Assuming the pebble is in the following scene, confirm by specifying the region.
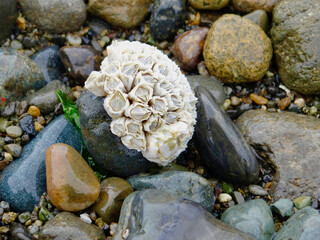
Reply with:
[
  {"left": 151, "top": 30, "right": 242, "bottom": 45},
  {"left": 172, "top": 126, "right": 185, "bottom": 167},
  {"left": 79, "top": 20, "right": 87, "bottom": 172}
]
[
  {"left": 0, "top": 226, "right": 10, "bottom": 234},
  {"left": 27, "top": 106, "right": 41, "bottom": 117},
  {"left": 249, "top": 185, "right": 268, "bottom": 196},
  {"left": 19, "top": 0, "right": 86, "bottom": 33},
  {"left": 219, "top": 193, "right": 232, "bottom": 203},
  {"left": 231, "top": 0, "right": 278, "bottom": 13},
  {"left": 28, "top": 224, "right": 39, "bottom": 234},
  {"left": 92, "top": 177, "right": 133, "bottom": 223},
  {"left": 250, "top": 93, "right": 268, "bottom": 105},
  {"left": 34, "top": 122, "right": 44, "bottom": 132},
  {"left": 18, "top": 212, "right": 31, "bottom": 224},
  {"left": 188, "top": 0, "right": 229, "bottom": 9},
  {"left": 66, "top": 33, "right": 82, "bottom": 46},
  {"left": 2, "top": 212, "right": 18, "bottom": 224},
  {"left": 0, "top": 201, "right": 10, "bottom": 212},
  {"left": 231, "top": 96, "right": 241, "bottom": 106},
  {"left": 233, "top": 191, "right": 244, "bottom": 204},
  {"left": 278, "top": 97, "right": 291, "bottom": 110},
  {"left": 19, "top": 115, "right": 37, "bottom": 137},
  {"left": 172, "top": 27, "right": 209, "bottom": 71},
  {"left": 16, "top": 101, "right": 28, "bottom": 116},
  {"left": 4, "top": 144, "right": 22, "bottom": 157},
  {"left": 271, "top": 199, "right": 294, "bottom": 219},
  {"left": 46, "top": 143, "right": 100, "bottom": 212},
  {"left": 150, "top": 0, "right": 186, "bottom": 41},
  {"left": 6, "top": 126, "right": 23, "bottom": 138},
  {"left": 16, "top": 16, "right": 26, "bottom": 31},
  {"left": 2, "top": 102, "right": 16, "bottom": 117},
  {"left": 197, "top": 61, "right": 209, "bottom": 76},
  {"left": 294, "top": 98, "right": 305, "bottom": 108},
  {"left": 10, "top": 40, "right": 23, "bottom": 50},
  {"left": 39, "top": 212, "right": 105, "bottom": 239},
  {"left": 203, "top": 14, "right": 272, "bottom": 83},
  {"left": 4, "top": 152, "right": 13, "bottom": 161},
  {"left": 293, "top": 196, "right": 311, "bottom": 210},
  {"left": 80, "top": 213, "right": 92, "bottom": 224}
]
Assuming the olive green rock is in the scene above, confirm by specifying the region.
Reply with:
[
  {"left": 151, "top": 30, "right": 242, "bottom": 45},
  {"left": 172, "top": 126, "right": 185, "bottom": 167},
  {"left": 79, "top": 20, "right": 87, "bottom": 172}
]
[
  {"left": 188, "top": 0, "right": 229, "bottom": 10},
  {"left": 0, "top": 48, "right": 45, "bottom": 109},
  {"left": 39, "top": 212, "right": 105, "bottom": 240},
  {"left": 88, "top": 0, "right": 152, "bottom": 29},
  {"left": 203, "top": 14, "right": 272, "bottom": 83},
  {"left": 91, "top": 177, "right": 133, "bottom": 223},
  {"left": 231, "top": 0, "right": 278, "bottom": 13},
  {"left": 24, "top": 80, "right": 73, "bottom": 114},
  {"left": 244, "top": 10, "right": 269, "bottom": 33},
  {"left": 293, "top": 196, "right": 311, "bottom": 210},
  {"left": 271, "top": 0, "right": 320, "bottom": 95}
]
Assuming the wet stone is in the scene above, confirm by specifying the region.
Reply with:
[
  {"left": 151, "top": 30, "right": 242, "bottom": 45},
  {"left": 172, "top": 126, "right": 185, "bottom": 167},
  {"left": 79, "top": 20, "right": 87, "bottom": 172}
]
[
  {"left": 6, "top": 126, "right": 23, "bottom": 138},
  {"left": 236, "top": 110, "right": 320, "bottom": 201},
  {"left": 221, "top": 199, "right": 275, "bottom": 240},
  {"left": 293, "top": 196, "right": 311, "bottom": 210},
  {"left": 150, "top": 0, "right": 187, "bottom": 41},
  {"left": 46, "top": 143, "right": 100, "bottom": 212},
  {"left": 19, "top": 0, "right": 86, "bottom": 33},
  {"left": 31, "top": 45, "right": 63, "bottom": 83},
  {"left": 127, "top": 171, "right": 215, "bottom": 211},
  {"left": 0, "top": 115, "right": 81, "bottom": 212},
  {"left": 24, "top": 80, "right": 73, "bottom": 115},
  {"left": 249, "top": 185, "right": 268, "bottom": 196},
  {"left": 19, "top": 115, "right": 37, "bottom": 137},
  {"left": 172, "top": 28, "right": 209, "bottom": 72},
  {"left": 60, "top": 45, "right": 101, "bottom": 84},
  {"left": 271, "top": 199, "right": 294, "bottom": 219},
  {"left": 274, "top": 207, "right": 320, "bottom": 240},
  {"left": 88, "top": 0, "right": 151, "bottom": 29},
  {"left": 4, "top": 144, "right": 22, "bottom": 158},
  {"left": 92, "top": 177, "right": 133, "bottom": 223},
  {"left": 39, "top": 212, "right": 105, "bottom": 240},
  {"left": 77, "top": 91, "right": 154, "bottom": 177},
  {"left": 203, "top": 14, "right": 272, "bottom": 83},
  {"left": 113, "top": 190, "right": 256, "bottom": 240},
  {"left": 194, "top": 87, "right": 258, "bottom": 184}
]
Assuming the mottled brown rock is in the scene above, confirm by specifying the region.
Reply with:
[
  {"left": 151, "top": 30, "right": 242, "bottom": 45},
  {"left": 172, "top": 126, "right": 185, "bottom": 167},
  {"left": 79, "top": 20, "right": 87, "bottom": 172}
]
[
  {"left": 92, "top": 177, "right": 133, "bottom": 223},
  {"left": 277, "top": 97, "right": 291, "bottom": 110},
  {"left": 88, "top": 0, "right": 152, "bottom": 29},
  {"left": 172, "top": 27, "right": 209, "bottom": 72},
  {"left": 236, "top": 110, "right": 320, "bottom": 202},
  {"left": 60, "top": 46, "right": 101, "bottom": 84},
  {"left": 271, "top": 0, "right": 320, "bottom": 95},
  {"left": 203, "top": 14, "right": 272, "bottom": 83},
  {"left": 188, "top": 0, "right": 229, "bottom": 10},
  {"left": 39, "top": 212, "right": 105, "bottom": 240},
  {"left": 46, "top": 143, "right": 100, "bottom": 212},
  {"left": 231, "top": 0, "right": 278, "bottom": 13}
]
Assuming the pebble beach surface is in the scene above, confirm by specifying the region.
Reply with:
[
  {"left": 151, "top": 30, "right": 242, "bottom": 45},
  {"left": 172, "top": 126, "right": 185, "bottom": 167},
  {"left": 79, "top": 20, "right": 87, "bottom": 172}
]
[{"left": 0, "top": 0, "right": 319, "bottom": 239}]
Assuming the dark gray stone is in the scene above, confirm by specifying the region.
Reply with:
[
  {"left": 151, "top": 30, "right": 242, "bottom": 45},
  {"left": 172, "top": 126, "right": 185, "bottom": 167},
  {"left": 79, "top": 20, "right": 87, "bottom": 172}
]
[
  {"left": 194, "top": 87, "right": 259, "bottom": 184},
  {"left": 113, "top": 190, "right": 256, "bottom": 240},
  {"left": 236, "top": 110, "right": 320, "bottom": 201},
  {"left": 19, "top": 0, "right": 86, "bottom": 33},
  {"left": 127, "top": 171, "right": 215, "bottom": 211},
  {"left": 0, "top": 0, "right": 18, "bottom": 43},
  {"left": 77, "top": 91, "right": 154, "bottom": 177},
  {"left": 24, "top": 80, "right": 73, "bottom": 114},
  {"left": 274, "top": 207, "right": 320, "bottom": 240},
  {"left": 19, "top": 115, "right": 37, "bottom": 137},
  {"left": 31, "top": 46, "right": 63, "bottom": 83},
  {"left": 150, "top": 0, "right": 186, "bottom": 41},
  {"left": 221, "top": 199, "right": 275, "bottom": 240},
  {"left": 271, "top": 0, "right": 320, "bottom": 95},
  {"left": 0, "top": 48, "right": 45, "bottom": 109},
  {"left": 0, "top": 115, "right": 81, "bottom": 212},
  {"left": 39, "top": 212, "right": 105, "bottom": 240},
  {"left": 187, "top": 75, "right": 225, "bottom": 104}
]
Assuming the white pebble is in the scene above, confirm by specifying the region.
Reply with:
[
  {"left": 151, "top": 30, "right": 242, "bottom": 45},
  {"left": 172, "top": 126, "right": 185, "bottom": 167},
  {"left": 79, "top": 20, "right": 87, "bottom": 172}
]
[
  {"left": 219, "top": 193, "right": 232, "bottom": 203},
  {"left": 294, "top": 98, "right": 305, "bottom": 108},
  {"left": 80, "top": 213, "right": 92, "bottom": 224}
]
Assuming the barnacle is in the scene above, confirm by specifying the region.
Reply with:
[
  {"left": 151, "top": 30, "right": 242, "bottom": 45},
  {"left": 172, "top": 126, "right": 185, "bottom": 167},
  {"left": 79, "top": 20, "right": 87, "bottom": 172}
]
[{"left": 85, "top": 40, "right": 197, "bottom": 165}]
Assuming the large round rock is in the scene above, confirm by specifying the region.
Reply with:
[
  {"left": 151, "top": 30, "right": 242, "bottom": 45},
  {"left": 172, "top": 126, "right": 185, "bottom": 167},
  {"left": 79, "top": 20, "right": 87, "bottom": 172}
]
[
  {"left": 77, "top": 91, "right": 154, "bottom": 177},
  {"left": 88, "top": 0, "right": 152, "bottom": 29},
  {"left": 271, "top": 0, "right": 320, "bottom": 95},
  {"left": 203, "top": 14, "right": 272, "bottom": 83},
  {"left": 0, "top": 0, "right": 18, "bottom": 43},
  {"left": 19, "top": 0, "right": 86, "bottom": 33}
]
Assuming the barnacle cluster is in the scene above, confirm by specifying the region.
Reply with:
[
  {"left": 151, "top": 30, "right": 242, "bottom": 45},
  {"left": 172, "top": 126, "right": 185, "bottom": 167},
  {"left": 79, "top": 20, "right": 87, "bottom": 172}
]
[{"left": 85, "top": 40, "right": 197, "bottom": 166}]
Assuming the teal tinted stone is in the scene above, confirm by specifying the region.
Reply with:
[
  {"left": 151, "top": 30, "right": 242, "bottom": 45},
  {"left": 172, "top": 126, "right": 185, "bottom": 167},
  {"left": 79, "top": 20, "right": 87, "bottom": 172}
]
[
  {"left": 221, "top": 199, "right": 275, "bottom": 240},
  {"left": 0, "top": 115, "right": 81, "bottom": 212},
  {"left": 127, "top": 171, "right": 215, "bottom": 211},
  {"left": 271, "top": 199, "right": 294, "bottom": 219}
]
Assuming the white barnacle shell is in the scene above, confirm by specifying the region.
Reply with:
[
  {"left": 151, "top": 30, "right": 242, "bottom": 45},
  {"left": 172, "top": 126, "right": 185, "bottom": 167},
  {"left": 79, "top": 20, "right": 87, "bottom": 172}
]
[{"left": 84, "top": 40, "right": 197, "bottom": 165}]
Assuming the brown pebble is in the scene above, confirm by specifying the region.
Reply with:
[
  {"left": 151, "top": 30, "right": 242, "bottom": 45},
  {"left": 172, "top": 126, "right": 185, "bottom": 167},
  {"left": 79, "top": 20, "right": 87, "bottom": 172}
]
[
  {"left": 250, "top": 93, "right": 268, "bottom": 105},
  {"left": 172, "top": 27, "right": 209, "bottom": 72},
  {"left": 36, "top": 116, "right": 46, "bottom": 125},
  {"left": 0, "top": 160, "right": 10, "bottom": 171},
  {"left": 190, "top": 12, "right": 201, "bottom": 26},
  {"left": 34, "top": 122, "right": 44, "bottom": 132},
  {"left": 278, "top": 97, "right": 291, "bottom": 110},
  {"left": 16, "top": 101, "right": 28, "bottom": 116},
  {"left": 27, "top": 106, "right": 41, "bottom": 117},
  {"left": 16, "top": 16, "right": 26, "bottom": 30},
  {"left": 242, "top": 96, "right": 253, "bottom": 104}
]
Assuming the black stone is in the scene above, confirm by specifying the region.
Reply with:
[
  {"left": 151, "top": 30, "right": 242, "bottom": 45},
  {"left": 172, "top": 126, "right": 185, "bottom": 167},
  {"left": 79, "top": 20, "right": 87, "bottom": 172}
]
[
  {"left": 0, "top": 0, "right": 18, "bottom": 43},
  {"left": 19, "top": 116, "right": 37, "bottom": 137},
  {"left": 194, "top": 87, "right": 258, "bottom": 184},
  {"left": 31, "top": 45, "right": 63, "bottom": 83},
  {"left": 22, "top": 37, "right": 37, "bottom": 49},
  {"left": 77, "top": 91, "right": 154, "bottom": 177},
  {"left": 150, "top": 0, "right": 186, "bottom": 41}
]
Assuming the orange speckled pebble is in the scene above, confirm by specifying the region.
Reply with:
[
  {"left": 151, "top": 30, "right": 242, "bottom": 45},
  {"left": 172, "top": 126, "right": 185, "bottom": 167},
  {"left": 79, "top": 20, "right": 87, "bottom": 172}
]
[
  {"left": 46, "top": 143, "right": 100, "bottom": 212},
  {"left": 278, "top": 97, "right": 291, "bottom": 110},
  {"left": 27, "top": 106, "right": 41, "bottom": 117},
  {"left": 250, "top": 93, "right": 268, "bottom": 105}
]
